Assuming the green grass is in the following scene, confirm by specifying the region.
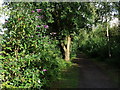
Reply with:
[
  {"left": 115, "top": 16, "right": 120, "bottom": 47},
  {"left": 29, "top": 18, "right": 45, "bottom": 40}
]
[{"left": 51, "top": 63, "right": 80, "bottom": 88}]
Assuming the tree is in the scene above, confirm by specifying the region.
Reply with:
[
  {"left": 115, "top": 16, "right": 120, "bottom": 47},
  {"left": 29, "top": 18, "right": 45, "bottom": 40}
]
[
  {"left": 76, "top": 2, "right": 120, "bottom": 59},
  {"left": 91, "top": 2, "right": 119, "bottom": 58},
  {"left": 37, "top": 2, "right": 95, "bottom": 61}
]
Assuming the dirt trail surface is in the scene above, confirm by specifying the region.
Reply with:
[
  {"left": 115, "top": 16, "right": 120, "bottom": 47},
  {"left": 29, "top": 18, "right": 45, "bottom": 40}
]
[{"left": 73, "top": 53, "right": 119, "bottom": 88}]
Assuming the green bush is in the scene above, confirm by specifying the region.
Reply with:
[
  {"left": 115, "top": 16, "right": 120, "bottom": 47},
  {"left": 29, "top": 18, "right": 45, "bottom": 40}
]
[
  {"left": 77, "top": 25, "right": 108, "bottom": 59},
  {"left": 0, "top": 35, "right": 67, "bottom": 88},
  {"left": 77, "top": 24, "right": 120, "bottom": 65},
  {"left": 0, "top": 3, "right": 68, "bottom": 88}
]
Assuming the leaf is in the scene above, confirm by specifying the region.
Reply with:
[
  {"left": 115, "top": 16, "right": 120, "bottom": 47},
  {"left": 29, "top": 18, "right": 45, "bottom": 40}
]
[
  {"left": 0, "top": 55, "right": 5, "bottom": 59},
  {"left": 41, "top": 71, "right": 44, "bottom": 75},
  {"left": 6, "top": 47, "right": 12, "bottom": 50},
  {"left": 0, "top": 70, "right": 6, "bottom": 73},
  {"left": 0, "top": 51, "right": 6, "bottom": 54}
]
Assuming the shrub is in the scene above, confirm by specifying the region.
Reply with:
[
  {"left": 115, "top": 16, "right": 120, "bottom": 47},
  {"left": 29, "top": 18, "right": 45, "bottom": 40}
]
[{"left": 0, "top": 3, "right": 68, "bottom": 88}]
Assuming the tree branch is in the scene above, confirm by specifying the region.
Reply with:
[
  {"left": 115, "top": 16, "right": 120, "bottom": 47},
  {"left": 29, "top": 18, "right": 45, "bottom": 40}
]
[{"left": 61, "top": 42, "right": 67, "bottom": 52}]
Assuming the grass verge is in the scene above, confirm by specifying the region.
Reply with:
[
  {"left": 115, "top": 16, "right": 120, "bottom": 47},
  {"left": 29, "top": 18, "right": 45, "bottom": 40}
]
[{"left": 50, "top": 63, "right": 80, "bottom": 88}]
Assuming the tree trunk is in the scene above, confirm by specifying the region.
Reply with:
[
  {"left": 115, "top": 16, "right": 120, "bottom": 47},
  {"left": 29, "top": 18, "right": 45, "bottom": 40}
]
[
  {"left": 106, "top": 17, "right": 111, "bottom": 58},
  {"left": 61, "top": 35, "right": 71, "bottom": 61},
  {"left": 107, "top": 24, "right": 111, "bottom": 58}
]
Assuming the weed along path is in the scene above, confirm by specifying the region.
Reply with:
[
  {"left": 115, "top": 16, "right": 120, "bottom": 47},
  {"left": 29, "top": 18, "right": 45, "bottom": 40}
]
[{"left": 74, "top": 53, "right": 119, "bottom": 88}]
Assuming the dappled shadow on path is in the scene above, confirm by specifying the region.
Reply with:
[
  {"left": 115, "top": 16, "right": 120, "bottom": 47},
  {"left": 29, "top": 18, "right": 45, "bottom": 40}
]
[{"left": 72, "top": 53, "right": 119, "bottom": 88}]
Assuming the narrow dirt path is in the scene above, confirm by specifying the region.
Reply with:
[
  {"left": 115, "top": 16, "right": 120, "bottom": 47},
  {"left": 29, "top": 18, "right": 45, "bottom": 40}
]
[{"left": 73, "top": 53, "right": 119, "bottom": 88}]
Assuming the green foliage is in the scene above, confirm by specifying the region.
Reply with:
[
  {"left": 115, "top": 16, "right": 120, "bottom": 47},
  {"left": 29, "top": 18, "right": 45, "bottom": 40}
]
[
  {"left": 109, "top": 26, "right": 120, "bottom": 58},
  {"left": 77, "top": 23, "right": 120, "bottom": 64},
  {"left": 77, "top": 24, "right": 108, "bottom": 58},
  {"left": 1, "top": 2, "right": 119, "bottom": 88},
  {"left": 0, "top": 2, "right": 68, "bottom": 88}
]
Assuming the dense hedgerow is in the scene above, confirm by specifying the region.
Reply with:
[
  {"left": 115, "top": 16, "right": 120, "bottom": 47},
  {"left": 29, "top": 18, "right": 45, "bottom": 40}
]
[
  {"left": 0, "top": 38, "right": 67, "bottom": 88},
  {"left": 0, "top": 3, "right": 68, "bottom": 88}
]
